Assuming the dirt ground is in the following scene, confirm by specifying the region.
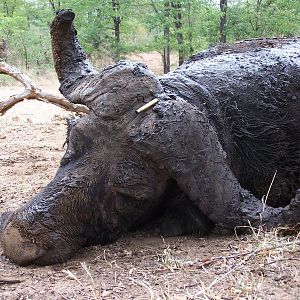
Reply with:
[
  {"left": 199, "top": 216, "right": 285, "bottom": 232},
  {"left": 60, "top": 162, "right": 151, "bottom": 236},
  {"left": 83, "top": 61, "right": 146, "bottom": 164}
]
[{"left": 0, "top": 55, "right": 299, "bottom": 299}]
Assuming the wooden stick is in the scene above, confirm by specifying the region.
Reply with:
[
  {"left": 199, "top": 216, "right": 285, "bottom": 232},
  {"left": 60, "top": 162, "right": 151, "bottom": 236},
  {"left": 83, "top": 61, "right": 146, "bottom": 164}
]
[
  {"left": 0, "top": 277, "right": 24, "bottom": 284},
  {"left": 136, "top": 98, "right": 159, "bottom": 114},
  {"left": 0, "top": 62, "right": 90, "bottom": 115}
]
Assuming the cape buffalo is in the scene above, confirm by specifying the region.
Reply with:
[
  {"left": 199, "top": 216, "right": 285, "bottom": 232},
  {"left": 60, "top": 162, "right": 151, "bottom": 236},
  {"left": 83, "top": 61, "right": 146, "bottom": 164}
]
[{"left": 1, "top": 10, "right": 299, "bottom": 265}]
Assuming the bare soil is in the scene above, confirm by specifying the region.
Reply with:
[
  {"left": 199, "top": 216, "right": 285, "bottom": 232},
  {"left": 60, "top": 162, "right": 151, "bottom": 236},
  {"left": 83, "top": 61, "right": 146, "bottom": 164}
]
[{"left": 0, "top": 56, "right": 299, "bottom": 299}]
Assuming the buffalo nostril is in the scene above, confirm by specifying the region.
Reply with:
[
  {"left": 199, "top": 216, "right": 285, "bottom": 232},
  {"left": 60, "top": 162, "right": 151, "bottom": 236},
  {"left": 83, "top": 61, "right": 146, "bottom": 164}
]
[{"left": 2, "top": 223, "right": 46, "bottom": 266}]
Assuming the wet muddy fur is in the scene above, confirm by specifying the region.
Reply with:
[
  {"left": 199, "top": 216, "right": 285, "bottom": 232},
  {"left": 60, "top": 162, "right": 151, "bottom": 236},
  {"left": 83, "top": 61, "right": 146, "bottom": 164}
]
[{"left": 1, "top": 10, "right": 299, "bottom": 265}]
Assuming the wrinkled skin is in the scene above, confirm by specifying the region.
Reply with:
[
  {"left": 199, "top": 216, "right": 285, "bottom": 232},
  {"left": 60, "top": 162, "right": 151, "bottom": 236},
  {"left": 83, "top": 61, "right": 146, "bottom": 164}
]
[{"left": 1, "top": 10, "right": 299, "bottom": 266}]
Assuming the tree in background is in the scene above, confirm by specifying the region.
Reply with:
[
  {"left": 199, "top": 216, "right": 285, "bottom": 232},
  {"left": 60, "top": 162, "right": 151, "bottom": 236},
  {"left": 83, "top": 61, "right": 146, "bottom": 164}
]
[
  {"left": 112, "top": 0, "right": 121, "bottom": 61},
  {"left": 219, "top": 0, "right": 227, "bottom": 43},
  {"left": 171, "top": 1, "right": 184, "bottom": 65},
  {"left": 0, "top": 0, "right": 299, "bottom": 72},
  {"left": 0, "top": 39, "right": 8, "bottom": 60},
  {"left": 148, "top": 0, "right": 217, "bottom": 72},
  {"left": 0, "top": 0, "right": 52, "bottom": 70},
  {"left": 48, "top": 0, "right": 61, "bottom": 12},
  {"left": 149, "top": 0, "right": 171, "bottom": 73},
  {"left": 228, "top": 0, "right": 300, "bottom": 40}
]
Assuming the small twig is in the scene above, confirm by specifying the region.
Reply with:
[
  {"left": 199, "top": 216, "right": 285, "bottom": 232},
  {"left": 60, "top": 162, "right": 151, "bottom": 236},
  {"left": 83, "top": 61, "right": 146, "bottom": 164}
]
[
  {"left": 208, "top": 248, "right": 259, "bottom": 289},
  {"left": 261, "top": 169, "right": 277, "bottom": 212},
  {"left": 187, "top": 240, "right": 300, "bottom": 269},
  {"left": 62, "top": 269, "right": 84, "bottom": 287},
  {"left": 0, "top": 62, "right": 89, "bottom": 115},
  {"left": 263, "top": 257, "right": 300, "bottom": 266},
  {"left": 130, "top": 278, "right": 155, "bottom": 299},
  {"left": 0, "top": 277, "right": 24, "bottom": 284},
  {"left": 80, "top": 262, "right": 97, "bottom": 300}
]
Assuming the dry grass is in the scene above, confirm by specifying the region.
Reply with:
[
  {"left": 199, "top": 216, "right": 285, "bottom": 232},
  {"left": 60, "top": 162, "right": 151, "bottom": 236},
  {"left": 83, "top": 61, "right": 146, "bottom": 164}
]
[
  {"left": 156, "top": 237, "right": 186, "bottom": 272},
  {"left": 59, "top": 228, "right": 299, "bottom": 299},
  {"left": 63, "top": 262, "right": 100, "bottom": 299}
]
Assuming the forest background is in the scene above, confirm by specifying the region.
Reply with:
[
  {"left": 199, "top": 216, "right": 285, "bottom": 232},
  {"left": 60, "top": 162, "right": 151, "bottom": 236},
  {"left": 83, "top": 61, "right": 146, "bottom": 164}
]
[{"left": 0, "top": 0, "right": 300, "bottom": 76}]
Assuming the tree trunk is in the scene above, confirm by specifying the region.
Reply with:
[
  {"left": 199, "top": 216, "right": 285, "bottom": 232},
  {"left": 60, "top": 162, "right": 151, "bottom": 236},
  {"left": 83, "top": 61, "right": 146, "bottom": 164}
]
[
  {"left": 163, "top": 28, "right": 170, "bottom": 74},
  {"left": 49, "top": 0, "right": 60, "bottom": 13},
  {"left": 112, "top": 0, "right": 121, "bottom": 62},
  {"left": 23, "top": 45, "right": 29, "bottom": 71},
  {"left": 219, "top": 0, "right": 228, "bottom": 43},
  {"left": 187, "top": 1, "right": 194, "bottom": 57},
  {"left": 0, "top": 40, "right": 8, "bottom": 61},
  {"left": 163, "top": 1, "right": 171, "bottom": 74},
  {"left": 172, "top": 1, "right": 184, "bottom": 66},
  {"left": 254, "top": 0, "right": 263, "bottom": 35},
  {"left": 3, "top": 1, "right": 15, "bottom": 17}
]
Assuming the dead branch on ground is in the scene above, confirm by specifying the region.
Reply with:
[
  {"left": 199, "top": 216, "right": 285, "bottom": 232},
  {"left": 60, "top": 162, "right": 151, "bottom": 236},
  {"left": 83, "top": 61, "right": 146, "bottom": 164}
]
[
  {"left": 0, "top": 277, "right": 24, "bottom": 284},
  {"left": 187, "top": 239, "right": 300, "bottom": 269},
  {"left": 0, "top": 62, "right": 90, "bottom": 115}
]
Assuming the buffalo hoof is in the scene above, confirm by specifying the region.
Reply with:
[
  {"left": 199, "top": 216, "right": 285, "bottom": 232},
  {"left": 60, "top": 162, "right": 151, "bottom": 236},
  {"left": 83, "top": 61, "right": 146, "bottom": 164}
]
[{"left": 2, "top": 223, "right": 46, "bottom": 266}]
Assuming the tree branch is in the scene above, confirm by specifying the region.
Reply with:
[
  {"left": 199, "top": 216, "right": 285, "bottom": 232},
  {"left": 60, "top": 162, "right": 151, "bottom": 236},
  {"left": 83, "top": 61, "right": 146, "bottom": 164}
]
[{"left": 0, "top": 62, "right": 90, "bottom": 116}]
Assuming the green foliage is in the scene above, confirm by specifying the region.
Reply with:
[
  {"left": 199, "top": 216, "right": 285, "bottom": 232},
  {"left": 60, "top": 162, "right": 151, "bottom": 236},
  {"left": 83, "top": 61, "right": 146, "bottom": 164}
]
[
  {"left": 228, "top": 0, "right": 300, "bottom": 41},
  {"left": 0, "top": 0, "right": 54, "bottom": 69},
  {"left": 0, "top": 0, "right": 299, "bottom": 71}
]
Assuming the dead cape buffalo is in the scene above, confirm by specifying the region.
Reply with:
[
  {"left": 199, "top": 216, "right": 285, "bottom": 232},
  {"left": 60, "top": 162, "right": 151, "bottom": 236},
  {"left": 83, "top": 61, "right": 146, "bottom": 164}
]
[{"left": 0, "top": 10, "right": 299, "bottom": 266}]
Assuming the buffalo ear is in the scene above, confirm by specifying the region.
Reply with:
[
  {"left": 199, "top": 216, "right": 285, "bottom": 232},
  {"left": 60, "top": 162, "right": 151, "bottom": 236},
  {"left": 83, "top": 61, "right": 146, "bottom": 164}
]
[{"left": 129, "top": 97, "right": 249, "bottom": 227}]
